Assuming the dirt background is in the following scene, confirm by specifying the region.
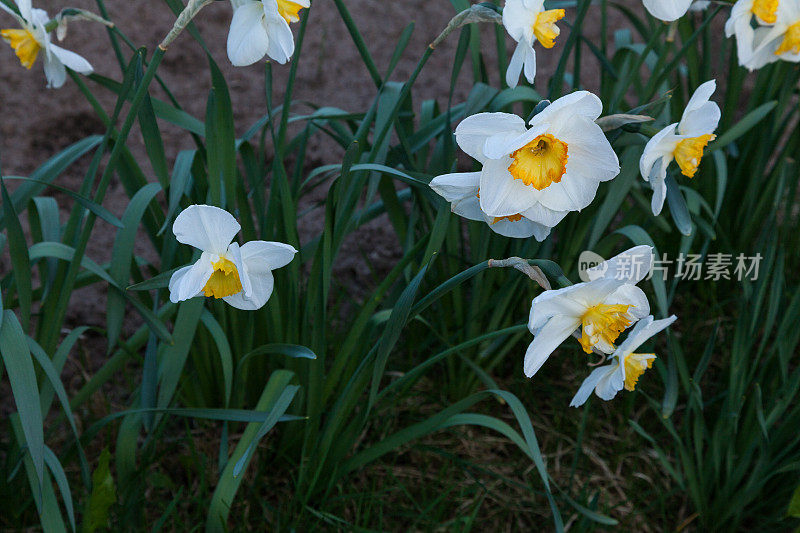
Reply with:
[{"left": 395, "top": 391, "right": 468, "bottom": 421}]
[{"left": 0, "top": 0, "right": 641, "bottom": 332}]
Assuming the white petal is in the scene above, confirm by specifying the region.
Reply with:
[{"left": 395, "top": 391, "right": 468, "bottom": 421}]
[
  {"left": 650, "top": 155, "right": 672, "bottom": 216},
  {"left": 168, "top": 264, "right": 196, "bottom": 302},
  {"left": 530, "top": 91, "right": 604, "bottom": 127},
  {"left": 640, "top": 123, "right": 679, "bottom": 182},
  {"left": 48, "top": 44, "right": 93, "bottom": 75},
  {"left": 505, "top": 41, "right": 525, "bottom": 88},
  {"left": 588, "top": 245, "right": 654, "bottom": 284},
  {"left": 605, "top": 284, "right": 650, "bottom": 319},
  {"left": 455, "top": 113, "right": 527, "bottom": 164},
  {"left": 263, "top": 3, "right": 295, "bottom": 63},
  {"left": 483, "top": 122, "right": 549, "bottom": 160},
  {"left": 223, "top": 269, "right": 274, "bottom": 310},
  {"left": 552, "top": 117, "right": 620, "bottom": 182},
  {"left": 594, "top": 361, "right": 625, "bottom": 400},
  {"left": 502, "top": 0, "right": 540, "bottom": 42},
  {"left": 478, "top": 158, "right": 539, "bottom": 217},
  {"left": 452, "top": 194, "right": 484, "bottom": 221},
  {"left": 227, "top": 2, "right": 270, "bottom": 66},
  {"left": 520, "top": 202, "right": 570, "bottom": 227},
  {"left": 173, "top": 205, "right": 241, "bottom": 255},
  {"left": 536, "top": 174, "right": 600, "bottom": 212},
  {"left": 17, "top": 0, "right": 32, "bottom": 21},
  {"left": 642, "top": 0, "right": 694, "bottom": 21},
  {"left": 567, "top": 278, "right": 627, "bottom": 309},
  {"left": 239, "top": 240, "right": 297, "bottom": 270},
  {"left": 523, "top": 314, "right": 581, "bottom": 378},
  {"left": 616, "top": 314, "right": 677, "bottom": 355},
  {"left": 570, "top": 366, "right": 612, "bottom": 407},
  {"left": 482, "top": 213, "right": 550, "bottom": 239},
  {"left": 42, "top": 52, "right": 66, "bottom": 89},
  {"left": 171, "top": 256, "right": 214, "bottom": 302},
  {"left": 522, "top": 43, "right": 537, "bottom": 84},
  {"left": 429, "top": 172, "right": 481, "bottom": 203},
  {"left": 227, "top": 242, "right": 252, "bottom": 298},
  {"left": 528, "top": 284, "right": 591, "bottom": 332},
  {"left": 679, "top": 80, "right": 720, "bottom": 136}
]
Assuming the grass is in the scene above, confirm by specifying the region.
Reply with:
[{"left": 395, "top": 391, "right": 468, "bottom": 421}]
[{"left": 1, "top": 0, "right": 800, "bottom": 531}]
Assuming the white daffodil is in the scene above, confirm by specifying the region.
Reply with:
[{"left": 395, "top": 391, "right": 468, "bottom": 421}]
[
  {"left": 643, "top": 0, "right": 694, "bottom": 21},
  {"left": 523, "top": 246, "right": 653, "bottom": 378},
  {"left": 226, "top": 0, "right": 308, "bottom": 66},
  {"left": 725, "top": 0, "right": 780, "bottom": 67},
  {"left": 569, "top": 315, "right": 677, "bottom": 407},
  {"left": 429, "top": 171, "right": 553, "bottom": 241},
  {"left": 642, "top": 0, "right": 709, "bottom": 21},
  {"left": 502, "top": 0, "right": 565, "bottom": 87},
  {"left": 639, "top": 80, "right": 720, "bottom": 216},
  {"left": 444, "top": 91, "right": 619, "bottom": 234},
  {"left": 739, "top": 0, "right": 800, "bottom": 69},
  {"left": 0, "top": 0, "right": 92, "bottom": 88},
  {"left": 169, "top": 205, "right": 297, "bottom": 311}
]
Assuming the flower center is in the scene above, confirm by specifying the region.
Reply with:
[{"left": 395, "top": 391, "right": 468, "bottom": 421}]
[
  {"left": 276, "top": 0, "right": 307, "bottom": 24},
  {"left": 623, "top": 353, "right": 655, "bottom": 391},
  {"left": 579, "top": 304, "right": 634, "bottom": 354},
  {"left": 491, "top": 213, "right": 524, "bottom": 224},
  {"left": 507, "top": 134, "right": 569, "bottom": 190},
  {"left": 203, "top": 257, "right": 243, "bottom": 299},
  {"left": 775, "top": 21, "right": 800, "bottom": 55},
  {"left": 673, "top": 134, "right": 715, "bottom": 178},
  {"left": 533, "top": 9, "right": 565, "bottom": 49},
  {"left": 752, "top": 0, "right": 778, "bottom": 24},
  {"left": 1, "top": 28, "right": 41, "bottom": 69}
]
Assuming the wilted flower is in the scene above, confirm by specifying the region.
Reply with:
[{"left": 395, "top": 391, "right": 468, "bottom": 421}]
[
  {"left": 569, "top": 315, "right": 677, "bottom": 407},
  {"left": 523, "top": 246, "right": 653, "bottom": 378},
  {"left": 639, "top": 80, "right": 720, "bottom": 216},
  {"left": 439, "top": 91, "right": 619, "bottom": 236},
  {"left": 227, "top": 0, "right": 309, "bottom": 66},
  {"left": 0, "top": 0, "right": 92, "bottom": 88},
  {"left": 169, "top": 205, "right": 297, "bottom": 310},
  {"left": 502, "top": 0, "right": 565, "bottom": 87}
]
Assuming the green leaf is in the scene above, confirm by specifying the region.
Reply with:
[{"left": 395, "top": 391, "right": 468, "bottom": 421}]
[
  {"left": 0, "top": 311, "right": 44, "bottom": 494},
  {"left": 711, "top": 101, "right": 777, "bottom": 152},
  {"left": 206, "top": 371, "right": 299, "bottom": 532},
  {"left": 2, "top": 178, "right": 31, "bottom": 329},
  {"left": 82, "top": 449, "right": 116, "bottom": 533},
  {"left": 787, "top": 483, "right": 800, "bottom": 518}
]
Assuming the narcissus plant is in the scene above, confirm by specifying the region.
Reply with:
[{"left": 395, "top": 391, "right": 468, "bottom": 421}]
[
  {"left": 640, "top": 80, "right": 720, "bottom": 215},
  {"left": 523, "top": 246, "right": 654, "bottom": 379},
  {"left": 0, "top": 0, "right": 92, "bottom": 88},
  {"left": 431, "top": 91, "right": 620, "bottom": 237},
  {"left": 226, "top": 0, "right": 309, "bottom": 66},
  {"left": 169, "top": 205, "right": 297, "bottom": 310},
  {"left": 569, "top": 315, "right": 678, "bottom": 407}
]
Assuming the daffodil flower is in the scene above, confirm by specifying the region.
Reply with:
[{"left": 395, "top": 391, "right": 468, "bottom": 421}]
[
  {"left": 523, "top": 246, "right": 653, "bottom": 378},
  {"left": 642, "top": 0, "right": 710, "bottom": 22},
  {"left": 226, "top": 0, "right": 309, "bottom": 66},
  {"left": 738, "top": 0, "right": 800, "bottom": 70},
  {"left": 502, "top": 0, "right": 566, "bottom": 87},
  {"left": 168, "top": 205, "right": 297, "bottom": 311},
  {"left": 0, "top": 0, "right": 92, "bottom": 88},
  {"left": 428, "top": 171, "right": 553, "bottom": 241},
  {"left": 569, "top": 315, "right": 677, "bottom": 407},
  {"left": 725, "top": 0, "right": 780, "bottom": 67},
  {"left": 440, "top": 91, "right": 619, "bottom": 234},
  {"left": 639, "top": 80, "right": 720, "bottom": 216}
]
